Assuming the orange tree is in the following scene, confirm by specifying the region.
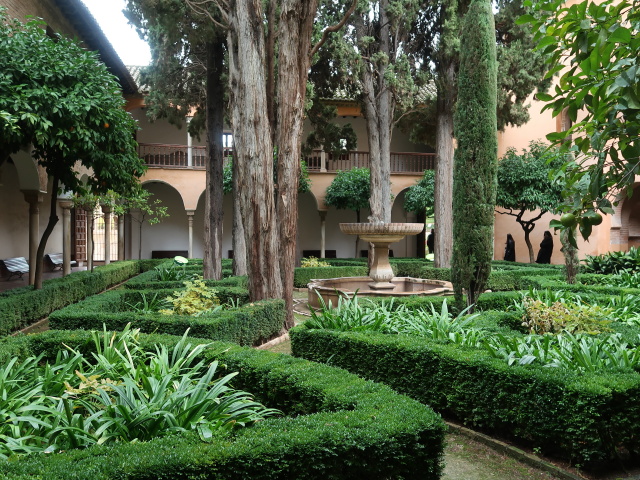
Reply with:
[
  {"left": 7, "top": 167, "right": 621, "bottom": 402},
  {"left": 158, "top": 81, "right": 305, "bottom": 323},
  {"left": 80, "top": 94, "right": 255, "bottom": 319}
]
[{"left": 0, "top": 9, "right": 145, "bottom": 288}]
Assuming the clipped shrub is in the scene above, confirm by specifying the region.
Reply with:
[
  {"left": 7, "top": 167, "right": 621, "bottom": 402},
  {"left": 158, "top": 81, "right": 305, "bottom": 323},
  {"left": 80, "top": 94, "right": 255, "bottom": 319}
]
[
  {"left": 0, "top": 261, "right": 142, "bottom": 335},
  {"left": 294, "top": 266, "right": 368, "bottom": 288},
  {"left": 48, "top": 289, "right": 282, "bottom": 347},
  {"left": 0, "top": 330, "right": 445, "bottom": 480},
  {"left": 290, "top": 327, "right": 640, "bottom": 468}
]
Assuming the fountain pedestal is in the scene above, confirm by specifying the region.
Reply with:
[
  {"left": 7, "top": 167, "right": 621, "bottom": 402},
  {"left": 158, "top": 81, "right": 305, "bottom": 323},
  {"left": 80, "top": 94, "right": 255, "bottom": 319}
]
[{"left": 339, "top": 223, "right": 424, "bottom": 290}]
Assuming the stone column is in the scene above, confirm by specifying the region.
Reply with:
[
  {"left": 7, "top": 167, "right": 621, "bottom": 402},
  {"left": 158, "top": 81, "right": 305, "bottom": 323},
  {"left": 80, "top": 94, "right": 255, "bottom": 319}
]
[
  {"left": 102, "top": 205, "right": 112, "bottom": 265},
  {"left": 59, "top": 200, "right": 73, "bottom": 276},
  {"left": 319, "top": 210, "right": 327, "bottom": 258},
  {"left": 85, "top": 209, "right": 94, "bottom": 271},
  {"left": 187, "top": 210, "right": 195, "bottom": 258},
  {"left": 118, "top": 215, "right": 125, "bottom": 261},
  {"left": 22, "top": 191, "right": 43, "bottom": 285}
]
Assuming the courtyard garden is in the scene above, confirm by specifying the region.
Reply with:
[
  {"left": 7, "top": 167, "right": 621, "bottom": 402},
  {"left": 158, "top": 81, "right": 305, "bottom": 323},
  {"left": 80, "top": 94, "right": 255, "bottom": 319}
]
[{"left": 1, "top": 252, "right": 640, "bottom": 478}]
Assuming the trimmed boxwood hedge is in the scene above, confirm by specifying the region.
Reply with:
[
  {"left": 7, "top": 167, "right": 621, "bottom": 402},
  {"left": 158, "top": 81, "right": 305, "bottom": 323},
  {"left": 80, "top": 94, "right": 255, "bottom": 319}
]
[
  {"left": 0, "top": 330, "right": 445, "bottom": 480},
  {"left": 0, "top": 261, "right": 155, "bottom": 335},
  {"left": 48, "top": 289, "right": 282, "bottom": 346},
  {"left": 124, "top": 268, "right": 247, "bottom": 290},
  {"left": 294, "top": 266, "right": 368, "bottom": 288},
  {"left": 290, "top": 327, "right": 640, "bottom": 467}
]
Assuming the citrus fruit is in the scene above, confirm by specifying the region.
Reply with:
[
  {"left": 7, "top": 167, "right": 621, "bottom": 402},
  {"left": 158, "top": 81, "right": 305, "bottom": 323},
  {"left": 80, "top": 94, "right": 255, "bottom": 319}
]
[{"left": 560, "top": 212, "right": 577, "bottom": 228}]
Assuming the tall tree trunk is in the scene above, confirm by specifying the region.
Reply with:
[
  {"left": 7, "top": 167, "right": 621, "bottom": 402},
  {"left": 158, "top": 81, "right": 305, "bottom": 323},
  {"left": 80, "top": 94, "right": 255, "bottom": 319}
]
[
  {"left": 203, "top": 38, "right": 225, "bottom": 280},
  {"left": 276, "top": 0, "right": 318, "bottom": 329},
  {"left": 434, "top": 62, "right": 456, "bottom": 268},
  {"left": 227, "top": 0, "right": 282, "bottom": 301},
  {"left": 34, "top": 177, "right": 59, "bottom": 289},
  {"left": 232, "top": 149, "right": 247, "bottom": 276}
]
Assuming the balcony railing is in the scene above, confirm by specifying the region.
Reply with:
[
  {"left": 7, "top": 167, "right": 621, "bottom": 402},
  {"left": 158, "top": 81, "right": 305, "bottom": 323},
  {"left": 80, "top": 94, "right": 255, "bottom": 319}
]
[
  {"left": 305, "top": 150, "right": 435, "bottom": 173},
  {"left": 138, "top": 143, "right": 435, "bottom": 174}
]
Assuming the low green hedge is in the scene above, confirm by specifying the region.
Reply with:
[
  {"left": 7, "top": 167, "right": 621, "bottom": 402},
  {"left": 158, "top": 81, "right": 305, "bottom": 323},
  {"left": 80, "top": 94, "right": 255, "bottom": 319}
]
[
  {"left": 124, "top": 268, "right": 248, "bottom": 290},
  {"left": 290, "top": 328, "right": 640, "bottom": 467},
  {"left": 48, "top": 289, "right": 281, "bottom": 346},
  {"left": 0, "top": 261, "right": 147, "bottom": 335},
  {"left": 0, "top": 330, "right": 445, "bottom": 480},
  {"left": 524, "top": 275, "right": 640, "bottom": 297},
  {"left": 294, "top": 266, "right": 368, "bottom": 288}
]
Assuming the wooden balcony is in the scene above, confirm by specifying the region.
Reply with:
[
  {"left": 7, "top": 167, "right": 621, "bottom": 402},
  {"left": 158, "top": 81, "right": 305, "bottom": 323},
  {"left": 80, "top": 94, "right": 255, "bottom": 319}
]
[{"left": 138, "top": 144, "right": 435, "bottom": 174}]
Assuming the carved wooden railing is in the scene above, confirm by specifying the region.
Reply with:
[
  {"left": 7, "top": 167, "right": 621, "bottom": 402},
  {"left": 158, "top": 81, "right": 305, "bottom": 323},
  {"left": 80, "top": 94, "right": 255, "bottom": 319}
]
[{"left": 138, "top": 144, "right": 435, "bottom": 174}]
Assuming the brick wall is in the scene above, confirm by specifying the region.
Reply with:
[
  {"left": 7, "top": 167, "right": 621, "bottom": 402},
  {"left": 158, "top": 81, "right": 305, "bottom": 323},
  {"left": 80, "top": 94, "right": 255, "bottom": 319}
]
[{"left": 2, "top": 0, "right": 85, "bottom": 41}]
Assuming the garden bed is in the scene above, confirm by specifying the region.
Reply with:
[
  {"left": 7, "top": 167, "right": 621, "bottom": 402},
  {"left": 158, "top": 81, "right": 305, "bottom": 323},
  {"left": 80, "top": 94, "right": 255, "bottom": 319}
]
[
  {"left": 48, "top": 287, "right": 282, "bottom": 346},
  {"left": 0, "top": 330, "right": 445, "bottom": 480}
]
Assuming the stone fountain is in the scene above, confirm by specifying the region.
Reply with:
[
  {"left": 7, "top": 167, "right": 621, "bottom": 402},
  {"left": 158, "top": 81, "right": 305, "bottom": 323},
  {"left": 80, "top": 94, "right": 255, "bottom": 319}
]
[{"left": 307, "top": 222, "right": 453, "bottom": 308}]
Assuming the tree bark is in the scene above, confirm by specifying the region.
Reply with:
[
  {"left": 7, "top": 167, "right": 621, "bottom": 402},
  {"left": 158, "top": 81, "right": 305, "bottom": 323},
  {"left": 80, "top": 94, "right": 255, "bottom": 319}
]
[
  {"left": 276, "top": 0, "right": 318, "bottom": 329},
  {"left": 203, "top": 38, "right": 225, "bottom": 280},
  {"left": 34, "top": 177, "right": 59, "bottom": 289},
  {"left": 227, "top": 0, "right": 282, "bottom": 301},
  {"left": 561, "top": 227, "right": 579, "bottom": 284},
  {"left": 231, "top": 148, "right": 247, "bottom": 276},
  {"left": 434, "top": 61, "right": 456, "bottom": 269}
]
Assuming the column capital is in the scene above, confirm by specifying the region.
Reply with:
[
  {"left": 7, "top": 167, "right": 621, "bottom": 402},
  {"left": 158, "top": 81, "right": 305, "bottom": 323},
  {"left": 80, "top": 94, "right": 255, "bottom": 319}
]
[
  {"left": 59, "top": 200, "right": 74, "bottom": 210},
  {"left": 101, "top": 204, "right": 112, "bottom": 214},
  {"left": 22, "top": 190, "right": 44, "bottom": 205},
  {"left": 186, "top": 210, "right": 196, "bottom": 217}
]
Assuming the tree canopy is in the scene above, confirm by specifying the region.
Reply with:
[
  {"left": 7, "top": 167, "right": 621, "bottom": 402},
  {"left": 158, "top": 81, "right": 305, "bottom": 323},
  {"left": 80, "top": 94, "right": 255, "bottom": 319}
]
[
  {"left": 521, "top": 0, "right": 640, "bottom": 242},
  {"left": 0, "top": 9, "right": 144, "bottom": 195},
  {"left": 404, "top": 170, "right": 435, "bottom": 217},
  {"left": 324, "top": 167, "right": 371, "bottom": 223},
  {"left": 0, "top": 9, "right": 145, "bottom": 288},
  {"left": 496, "top": 140, "right": 564, "bottom": 262}
]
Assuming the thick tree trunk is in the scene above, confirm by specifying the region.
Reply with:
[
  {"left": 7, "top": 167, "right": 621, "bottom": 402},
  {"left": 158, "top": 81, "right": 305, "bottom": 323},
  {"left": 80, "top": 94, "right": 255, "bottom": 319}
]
[
  {"left": 434, "top": 62, "right": 456, "bottom": 269},
  {"left": 276, "top": 0, "right": 318, "bottom": 329},
  {"left": 231, "top": 150, "right": 247, "bottom": 276},
  {"left": 203, "top": 38, "right": 225, "bottom": 280},
  {"left": 34, "top": 177, "right": 59, "bottom": 289},
  {"left": 361, "top": 1, "right": 393, "bottom": 224},
  {"left": 227, "top": 0, "right": 282, "bottom": 301}
]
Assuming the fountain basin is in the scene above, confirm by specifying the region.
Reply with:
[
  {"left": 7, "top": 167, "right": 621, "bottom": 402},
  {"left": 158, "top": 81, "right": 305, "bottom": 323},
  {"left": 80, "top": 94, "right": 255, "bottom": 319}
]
[
  {"left": 308, "top": 276, "right": 454, "bottom": 309},
  {"left": 340, "top": 222, "right": 425, "bottom": 289}
]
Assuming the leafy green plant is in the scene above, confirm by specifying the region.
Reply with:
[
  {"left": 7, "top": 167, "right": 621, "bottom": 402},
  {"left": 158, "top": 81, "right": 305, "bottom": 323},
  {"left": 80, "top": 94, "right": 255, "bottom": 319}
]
[
  {"left": 301, "top": 257, "right": 330, "bottom": 268},
  {"left": 124, "top": 292, "right": 167, "bottom": 314},
  {"left": 0, "top": 325, "right": 280, "bottom": 458},
  {"left": 581, "top": 247, "right": 640, "bottom": 274},
  {"left": 160, "top": 277, "right": 222, "bottom": 316},
  {"left": 154, "top": 264, "right": 191, "bottom": 282}
]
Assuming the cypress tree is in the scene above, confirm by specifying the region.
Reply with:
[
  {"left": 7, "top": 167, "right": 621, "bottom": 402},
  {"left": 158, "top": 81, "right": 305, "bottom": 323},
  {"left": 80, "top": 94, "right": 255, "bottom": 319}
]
[{"left": 451, "top": 0, "right": 498, "bottom": 311}]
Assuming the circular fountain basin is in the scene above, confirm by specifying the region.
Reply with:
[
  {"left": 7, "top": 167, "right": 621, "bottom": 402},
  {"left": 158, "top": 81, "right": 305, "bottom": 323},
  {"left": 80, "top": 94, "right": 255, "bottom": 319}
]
[
  {"left": 339, "top": 222, "right": 424, "bottom": 243},
  {"left": 307, "top": 276, "right": 454, "bottom": 309}
]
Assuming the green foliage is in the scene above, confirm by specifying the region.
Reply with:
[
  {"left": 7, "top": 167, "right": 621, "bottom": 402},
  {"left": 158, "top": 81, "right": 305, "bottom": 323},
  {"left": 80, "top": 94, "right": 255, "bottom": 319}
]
[
  {"left": 451, "top": 0, "right": 498, "bottom": 310},
  {"left": 294, "top": 265, "right": 369, "bottom": 288},
  {"left": 324, "top": 167, "right": 370, "bottom": 220},
  {"left": 153, "top": 263, "right": 193, "bottom": 282},
  {"left": 496, "top": 141, "right": 564, "bottom": 222},
  {"left": 404, "top": 170, "right": 435, "bottom": 216},
  {"left": 0, "top": 330, "right": 445, "bottom": 479},
  {"left": 0, "top": 262, "right": 142, "bottom": 335},
  {"left": 520, "top": 298, "right": 612, "bottom": 335},
  {"left": 0, "top": 326, "right": 279, "bottom": 458},
  {"left": 300, "top": 256, "right": 330, "bottom": 268},
  {"left": 522, "top": 0, "right": 640, "bottom": 242},
  {"left": 49, "top": 289, "right": 284, "bottom": 347},
  {"left": 291, "top": 326, "right": 640, "bottom": 466},
  {"left": 159, "top": 277, "right": 221, "bottom": 316},
  {"left": 0, "top": 9, "right": 144, "bottom": 195},
  {"left": 582, "top": 247, "right": 640, "bottom": 274},
  {"left": 124, "top": 292, "right": 167, "bottom": 314}
]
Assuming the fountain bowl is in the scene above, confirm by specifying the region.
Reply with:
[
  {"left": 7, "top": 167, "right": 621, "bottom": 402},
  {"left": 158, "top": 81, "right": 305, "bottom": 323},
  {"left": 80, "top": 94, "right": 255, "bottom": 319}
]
[{"left": 307, "top": 276, "right": 454, "bottom": 309}]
